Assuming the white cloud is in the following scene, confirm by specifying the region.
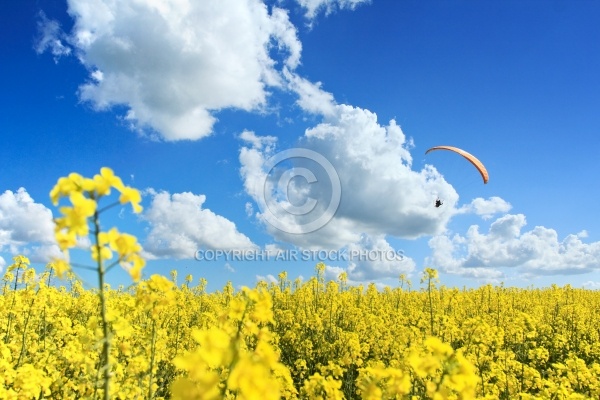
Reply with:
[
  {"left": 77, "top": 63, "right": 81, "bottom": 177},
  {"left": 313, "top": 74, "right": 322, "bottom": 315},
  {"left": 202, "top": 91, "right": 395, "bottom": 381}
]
[
  {"left": 457, "top": 196, "right": 512, "bottom": 220},
  {"left": 0, "top": 188, "right": 60, "bottom": 263},
  {"left": 0, "top": 188, "right": 62, "bottom": 270},
  {"left": 284, "top": 70, "right": 336, "bottom": 117},
  {"left": 225, "top": 263, "right": 235, "bottom": 272},
  {"left": 35, "top": 11, "right": 72, "bottom": 62},
  {"left": 263, "top": 243, "right": 290, "bottom": 258},
  {"left": 28, "top": 245, "right": 63, "bottom": 264},
  {"left": 323, "top": 264, "right": 394, "bottom": 291},
  {"left": 143, "top": 191, "right": 257, "bottom": 259},
  {"left": 582, "top": 281, "right": 600, "bottom": 290},
  {"left": 0, "top": 188, "right": 55, "bottom": 246},
  {"left": 245, "top": 202, "right": 254, "bottom": 217},
  {"left": 317, "top": 234, "right": 415, "bottom": 283},
  {"left": 239, "top": 103, "right": 459, "bottom": 249},
  {"left": 239, "top": 130, "right": 277, "bottom": 152},
  {"left": 343, "top": 235, "right": 415, "bottom": 281},
  {"left": 239, "top": 130, "right": 281, "bottom": 202},
  {"left": 262, "top": 234, "right": 414, "bottom": 281},
  {"left": 323, "top": 264, "right": 345, "bottom": 280},
  {"left": 295, "top": 0, "right": 371, "bottom": 20},
  {"left": 46, "top": 0, "right": 302, "bottom": 141},
  {"left": 428, "top": 213, "right": 600, "bottom": 278}
]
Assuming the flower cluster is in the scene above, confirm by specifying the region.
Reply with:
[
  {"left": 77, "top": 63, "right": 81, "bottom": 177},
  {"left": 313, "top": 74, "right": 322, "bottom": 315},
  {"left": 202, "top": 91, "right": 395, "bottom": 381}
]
[{"left": 50, "top": 167, "right": 144, "bottom": 281}]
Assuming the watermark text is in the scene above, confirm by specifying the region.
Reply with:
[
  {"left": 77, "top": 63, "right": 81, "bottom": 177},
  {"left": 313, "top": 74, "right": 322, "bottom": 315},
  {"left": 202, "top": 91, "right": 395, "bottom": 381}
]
[{"left": 194, "top": 249, "right": 405, "bottom": 263}]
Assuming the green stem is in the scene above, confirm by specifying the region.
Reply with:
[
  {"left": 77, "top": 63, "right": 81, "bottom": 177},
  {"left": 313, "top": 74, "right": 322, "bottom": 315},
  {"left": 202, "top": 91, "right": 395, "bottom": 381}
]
[
  {"left": 148, "top": 318, "right": 157, "bottom": 400},
  {"left": 96, "top": 200, "right": 123, "bottom": 214},
  {"left": 4, "top": 269, "right": 20, "bottom": 344},
  {"left": 93, "top": 211, "right": 111, "bottom": 400},
  {"left": 428, "top": 278, "right": 435, "bottom": 336},
  {"left": 16, "top": 289, "right": 39, "bottom": 368},
  {"left": 173, "top": 307, "right": 181, "bottom": 358}
]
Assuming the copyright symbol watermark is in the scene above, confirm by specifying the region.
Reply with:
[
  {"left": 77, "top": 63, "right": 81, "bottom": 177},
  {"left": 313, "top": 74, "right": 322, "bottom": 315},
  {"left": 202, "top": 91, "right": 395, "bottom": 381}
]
[{"left": 255, "top": 148, "right": 341, "bottom": 234}]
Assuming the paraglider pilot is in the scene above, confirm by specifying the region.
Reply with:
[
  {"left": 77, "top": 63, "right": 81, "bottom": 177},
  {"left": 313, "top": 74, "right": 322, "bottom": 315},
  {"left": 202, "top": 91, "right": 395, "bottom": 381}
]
[{"left": 435, "top": 198, "right": 443, "bottom": 208}]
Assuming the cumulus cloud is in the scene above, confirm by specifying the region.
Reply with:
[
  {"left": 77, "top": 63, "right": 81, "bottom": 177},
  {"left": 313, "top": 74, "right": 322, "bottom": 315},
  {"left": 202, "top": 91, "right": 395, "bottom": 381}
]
[
  {"left": 239, "top": 130, "right": 291, "bottom": 217},
  {"left": 318, "top": 234, "right": 418, "bottom": 284},
  {"left": 239, "top": 102, "right": 458, "bottom": 250},
  {"left": 28, "top": 245, "right": 63, "bottom": 263},
  {"left": 428, "top": 214, "right": 600, "bottom": 278},
  {"left": 295, "top": 0, "right": 371, "bottom": 20},
  {"left": 0, "top": 188, "right": 60, "bottom": 263},
  {"left": 143, "top": 191, "right": 257, "bottom": 259},
  {"left": 41, "top": 0, "right": 302, "bottom": 141},
  {"left": 342, "top": 235, "right": 415, "bottom": 281},
  {"left": 457, "top": 197, "right": 512, "bottom": 220}
]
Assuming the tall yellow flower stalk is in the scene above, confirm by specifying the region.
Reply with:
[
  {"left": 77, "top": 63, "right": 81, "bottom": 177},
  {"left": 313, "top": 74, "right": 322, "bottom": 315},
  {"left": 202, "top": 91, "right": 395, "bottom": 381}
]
[{"left": 49, "top": 167, "right": 145, "bottom": 400}]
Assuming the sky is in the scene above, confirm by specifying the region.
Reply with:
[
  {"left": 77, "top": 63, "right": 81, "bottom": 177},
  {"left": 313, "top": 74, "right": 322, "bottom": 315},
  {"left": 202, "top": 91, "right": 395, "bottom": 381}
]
[{"left": 1, "top": 0, "right": 600, "bottom": 292}]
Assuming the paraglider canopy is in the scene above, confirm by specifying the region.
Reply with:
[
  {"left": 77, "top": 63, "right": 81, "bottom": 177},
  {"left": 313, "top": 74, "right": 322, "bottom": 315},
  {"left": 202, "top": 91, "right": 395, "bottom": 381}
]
[{"left": 425, "top": 145, "right": 489, "bottom": 184}]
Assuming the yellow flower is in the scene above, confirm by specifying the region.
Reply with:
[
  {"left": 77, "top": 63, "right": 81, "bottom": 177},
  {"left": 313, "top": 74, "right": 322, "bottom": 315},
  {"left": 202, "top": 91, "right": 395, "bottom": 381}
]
[
  {"left": 68, "top": 172, "right": 96, "bottom": 192},
  {"left": 119, "top": 186, "right": 143, "bottom": 213},
  {"left": 147, "top": 274, "right": 174, "bottom": 292},
  {"left": 115, "top": 233, "right": 141, "bottom": 255},
  {"left": 171, "top": 375, "right": 221, "bottom": 400},
  {"left": 7, "top": 255, "right": 30, "bottom": 272},
  {"left": 98, "top": 230, "right": 146, "bottom": 280},
  {"left": 97, "top": 228, "right": 116, "bottom": 250},
  {"left": 192, "top": 327, "right": 233, "bottom": 368},
  {"left": 251, "top": 295, "right": 274, "bottom": 324},
  {"left": 56, "top": 192, "right": 97, "bottom": 237},
  {"left": 91, "top": 244, "right": 113, "bottom": 262},
  {"left": 101, "top": 229, "right": 143, "bottom": 262},
  {"left": 228, "top": 298, "right": 246, "bottom": 320},
  {"left": 425, "top": 336, "right": 454, "bottom": 358},
  {"left": 123, "top": 254, "right": 145, "bottom": 282},
  {"left": 69, "top": 191, "right": 96, "bottom": 214},
  {"left": 55, "top": 230, "right": 77, "bottom": 251},
  {"left": 13, "top": 255, "right": 30, "bottom": 265},
  {"left": 228, "top": 356, "right": 280, "bottom": 400},
  {"left": 22, "top": 268, "right": 36, "bottom": 285},
  {"left": 93, "top": 167, "right": 124, "bottom": 196},
  {"left": 51, "top": 258, "right": 71, "bottom": 278},
  {"left": 421, "top": 267, "right": 439, "bottom": 284},
  {"left": 50, "top": 176, "right": 71, "bottom": 205}
]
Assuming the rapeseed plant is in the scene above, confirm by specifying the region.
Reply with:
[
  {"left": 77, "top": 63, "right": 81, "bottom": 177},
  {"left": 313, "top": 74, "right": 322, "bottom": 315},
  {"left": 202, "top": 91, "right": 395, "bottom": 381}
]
[{"left": 49, "top": 167, "right": 145, "bottom": 400}]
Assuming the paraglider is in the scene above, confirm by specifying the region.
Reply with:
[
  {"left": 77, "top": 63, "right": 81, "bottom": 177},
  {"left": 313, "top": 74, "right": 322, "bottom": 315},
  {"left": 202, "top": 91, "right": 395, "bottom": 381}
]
[
  {"left": 426, "top": 145, "right": 489, "bottom": 207},
  {"left": 425, "top": 145, "right": 489, "bottom": 184}
]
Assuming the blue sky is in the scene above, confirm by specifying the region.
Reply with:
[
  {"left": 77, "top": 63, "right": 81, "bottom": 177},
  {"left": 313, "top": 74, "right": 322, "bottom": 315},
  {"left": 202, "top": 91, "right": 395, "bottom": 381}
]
[{"left": 2, "top": 0, "right": 600, "bottom": 291}]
